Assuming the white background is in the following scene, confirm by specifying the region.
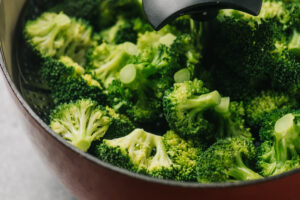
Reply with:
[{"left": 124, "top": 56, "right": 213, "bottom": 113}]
[{"left": 0, "top": 74, "right": 75, "bottom": 200}]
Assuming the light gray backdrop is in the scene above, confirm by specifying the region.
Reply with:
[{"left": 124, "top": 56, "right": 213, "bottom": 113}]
[{"left": 0, "top": 74, "right": 75, "bottom": 200}]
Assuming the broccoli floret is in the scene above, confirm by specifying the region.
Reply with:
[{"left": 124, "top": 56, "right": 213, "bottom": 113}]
[
  {"left": 96, "top": 129, "right": 175, "bottom": 179},
  {"left": 100, "top": 17, "right": 138, "bottom": 44},
  {"left": 257, "top": 110, "right": 300, "bottom": 176},
  {"left": 24, "top": 12, "right": 94, "bottom": 65},
  {"left": 50, "top": 99, "right": 111, "bottom": 152},
  {"left": 245, "top": 90, "right": 298, "bottom": 132},
  {"left": 86, "top": 42, "right": 138, "bottom": 87},
  {"left": 24, "top": 0, "right": 61, "bottom": 20},
  {"left": 96, "top": 0, "right": 143, "bottom": 29},
  {"left": 206, "top": 0, "right": 298, "bottom": 94},
  {"left": 41, "top": 56, "right": 106, "bottom": 105},
  {"left": 197, "top": 136, "right": 262, "bottom": 183},
  {"left": 163, "top": 79, "right": 221, "bottom": 139},
  {"left": 163, "top": 131, "right": 204, "bottom": 182},
  {"left": 106, "top": 79, "right": 163, "bottom": 125},
  {"left": 106, "top": 32, "right": 186, "bottom": 124},
  {"left": 50, "top": 0, "right": 100, "bottom": 24},
  {"left": 163, "top": 79, "right": 251, "bottom": 142},
  {"left": 104, "top": 107, "right": 136, "bottom": 140}
]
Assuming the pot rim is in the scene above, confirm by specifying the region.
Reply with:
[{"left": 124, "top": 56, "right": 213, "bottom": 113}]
[{"left": 1, "top": 15, "right": 300, "bottom": 190}]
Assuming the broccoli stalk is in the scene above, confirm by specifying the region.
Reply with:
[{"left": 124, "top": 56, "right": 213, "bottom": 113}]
[
  {"left": 288, "top": 29, "right": 300, "bottom": 56},
  {"left": 50, "top": 99, "right": 111, "bottom": 152},
  {"left": 258, "top": 110, "right": 300, "bottom": 176}
]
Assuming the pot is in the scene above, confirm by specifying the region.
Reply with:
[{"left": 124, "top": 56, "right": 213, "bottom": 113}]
[{"left": 1, "top": 1, "right": 300, "bottom": 199}]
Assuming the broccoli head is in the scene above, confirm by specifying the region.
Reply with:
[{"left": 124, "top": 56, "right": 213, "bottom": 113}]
[
  {"left": 245, "top": 90, "right": 298, "bottom": 132},
  {"left": 163, "top": 79, "right": 220, "bottom": 139},
  {"left": 96, "top": 129, "right": 175, "bottom": 179},
  {"left": 50, "top": 0, "right": 100, "bottom": 25},
  {"left": 103, "top": 107, "right": 136, "bottom": 140},
  {"left": 163, "top": 130, "right": 204, "bottom": 182},
  {"left": 197, "top": 136, "right": 262, "bottom": 183},
  {"left": 24, "top": 12, "right": 94, "bottom": 65},
  {"left": 86, "top": 42, "right": 138, "bottom": 87},
  {"left": 50, "top": 99, "right": 111, "bottom": 152},
  {"left": 205, "top": 0, "right": 298, "bottom": 93},
  {"left": 100, "top": 17, "right": 138, "bottom": 44},
  {"left": 41, "top": 56, "right": 106, "bottom": 105},
  {"left": 96, "top": 0, "right": 143, "bottom": 29}
]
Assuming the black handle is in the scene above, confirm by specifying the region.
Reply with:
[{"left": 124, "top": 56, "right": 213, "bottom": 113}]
[{"left": 143, "top": 0, "right": 263, "bottom": 30}]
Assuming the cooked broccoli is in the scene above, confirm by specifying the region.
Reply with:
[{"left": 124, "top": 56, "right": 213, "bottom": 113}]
[
  {"left": 163, "top": 79, "right": 220, "bottom": 139},
  {"left": 96, "top": 129, "right": 175, "bottom": 179},
  {"left": 100, "top": 17, "right": 138, "bottom": 44},
  {"left": 96, "top": 0, "right": 143, "bottom": 29},
  {"left": 86, "top": 42, "right": 138, "bottom": 87},
  {"left": 104, "top": 107, "right": 136, "bottom": 140},
  {"left": 24, "top": 12, "right": 95, "bottom": 65},
  {"left": 41, "top": 56, "right": 106, "bottom": 105},
  {"left": 197, "top": 136, "right": 262, "bottom": 183},
  {"left": 22, "top": 0, "right": 300, "bottom": 184},
  {"left": 50, "top": 0, "right": 100, "bottom": 24},
  {"left": 257, "top": 110, "right": 300, "bottom": 176},
  {"left": 163, "top": 79, "right": 251, "bottom": 142},
  {"left": 163, "top": 130, "right": 204, "bottom": 181},
  {"left": 206, "top": 0, "right": 300, "bottom": 96},
  {"left": 245, "top": 90, "right": 298, "bottom": 132},
  {"left": 105, "top": 31, "right": 186, "bottom": 124},
  {"left": 50, "top": 99, "right": 111, "bottom": 152}
]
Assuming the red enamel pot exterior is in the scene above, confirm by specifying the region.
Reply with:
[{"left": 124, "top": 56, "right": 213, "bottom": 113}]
[{"left": 1, "top": 1, "right": 300, "bottom": 199}]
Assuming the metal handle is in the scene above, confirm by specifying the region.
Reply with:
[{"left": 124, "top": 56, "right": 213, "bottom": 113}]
[{"left": 143, "top": 0, "right": 263, "bottom": 30}]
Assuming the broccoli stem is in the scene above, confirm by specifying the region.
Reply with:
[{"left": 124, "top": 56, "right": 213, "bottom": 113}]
[
  {"left": 120, "top": 64, "right": 137, "bottom": 84},
  {"left": 178, "top": 91, "right": 221, "bottom": 110},
  {"left": 174, "top": 68, "right": 191, "bottom": 83},
  {"left": 228, "top": 153, "right": 262, "bottom": 181},
  {"left": 288, "top": 30, "right": 300, "bottom": 56},
  {"left": 274, "top": 114, "right": 299, "bottom": 164},
  {"left": 214, "top": 97, "right": 230, "bottom": 115}
]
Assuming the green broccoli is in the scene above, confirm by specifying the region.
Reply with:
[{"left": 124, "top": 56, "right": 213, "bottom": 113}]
[
  {"left": 104, "top": 107, "right": 136, "bottom": 140},
  {"left": 41, "top": 56, "right": 106, "bottom": 105},
  {"left": 163, "top": 79, "right": 220, "bottom": 139},
  {"left": 205, "top": 0, "right": 300, "bottom": 97},
  {"left": 96, "top": 129, "right": 175, "bottom": 179},
  {"left": 163, "top": 79, "right": 252, "bottom": 142},
  {"left": 105, "top": 32, "right": 185, "bottom": 124},
  {"left": 24, "top": 12, "right": 95, "bottom": 65},
  {"left": 197, "top": 136, "right": 262, "bottom": 183},
  {"left": 100, "top": 17, "right": 138, "bottom": 44},
  {"left": 257, "top": 110, "right": 300, "bottom": 176},
  {"left": 86, "top": 42, "right": 138, "bottom": 87},
  {"left": 245, "top": 90, "right": 298, "bottom": 132},
  {"left": 50, "top": 0, "right": 100, "bottom": 25},
  {"left": 50, "top": 99, "right": 111, "bottom": 152},
  {"left": 163, "top": 130, "right": 204, "bottom": 181},
  {"left": 96, "top": 0, "right": 143, "bottom": 29}
]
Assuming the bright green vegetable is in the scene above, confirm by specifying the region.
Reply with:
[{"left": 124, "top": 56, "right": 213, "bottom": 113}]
[
  {"left": 197, "top": 136, "right": 262, "bottom": 182},
  {"left": 50, "top": 99, "right": 110, "bottom": 151},
  {"left": 24, "top": 12, "right": 94, "bottom": 65},
  {"left": 257, "top": 110, "right": 300, "bottom": 176}
]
